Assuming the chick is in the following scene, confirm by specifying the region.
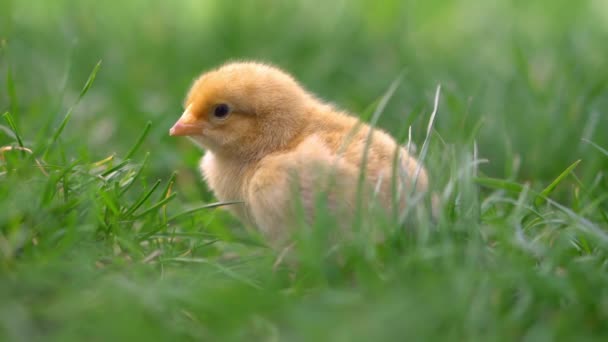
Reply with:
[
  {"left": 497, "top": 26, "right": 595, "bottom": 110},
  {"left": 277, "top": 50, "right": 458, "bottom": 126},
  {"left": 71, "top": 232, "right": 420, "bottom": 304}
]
[{"left": 170, "top": 61, "right": 428, "bottom": 246}]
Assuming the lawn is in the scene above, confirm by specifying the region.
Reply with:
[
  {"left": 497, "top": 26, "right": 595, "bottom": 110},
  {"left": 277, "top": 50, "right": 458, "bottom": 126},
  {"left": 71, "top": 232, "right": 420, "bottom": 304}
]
[{"left": 1, "top": 0, "right": 608, "bottom": 340}]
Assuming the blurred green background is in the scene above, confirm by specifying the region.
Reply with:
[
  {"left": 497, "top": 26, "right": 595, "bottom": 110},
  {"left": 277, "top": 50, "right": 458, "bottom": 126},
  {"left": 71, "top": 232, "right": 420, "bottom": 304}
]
[
  {"left": 2, "top": 0, "right": 607, "bottom": 189},
  {"left": 1, "top": 0, "right": 608, "bottom": 340}
]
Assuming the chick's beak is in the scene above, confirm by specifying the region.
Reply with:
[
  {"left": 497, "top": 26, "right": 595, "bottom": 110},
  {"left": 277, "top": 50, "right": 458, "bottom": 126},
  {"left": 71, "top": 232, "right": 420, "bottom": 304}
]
[{"left": 169, "top": 105, "right": 204, "bottom": 137}]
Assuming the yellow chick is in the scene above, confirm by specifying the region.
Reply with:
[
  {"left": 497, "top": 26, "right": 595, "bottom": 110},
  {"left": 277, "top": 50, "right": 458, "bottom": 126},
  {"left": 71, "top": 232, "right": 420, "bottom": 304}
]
[{"left": 170, "top": 61, "right": 428, "bottom": 246}]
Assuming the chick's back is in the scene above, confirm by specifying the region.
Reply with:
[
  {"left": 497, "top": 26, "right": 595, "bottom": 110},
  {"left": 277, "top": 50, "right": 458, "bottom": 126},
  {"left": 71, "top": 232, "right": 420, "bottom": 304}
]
[{"left": 244, "top": 103, "right": 428, "bottom": 245}]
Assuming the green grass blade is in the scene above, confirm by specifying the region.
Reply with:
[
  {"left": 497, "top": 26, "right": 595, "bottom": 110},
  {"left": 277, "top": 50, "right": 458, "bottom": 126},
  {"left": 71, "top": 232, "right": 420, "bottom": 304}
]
[
  {"left": 43, "top": 60, "right": 102, "bottom": 159},
  {"left": 99, "top": 190, "right": 120, "bottom": 215},
  {"left": 40, "top": 160, "right": 80, "bottom": 205},
  {"left": 0, "top": 123, "right": 15, "bottom": 140},
  {"left": 133, "top": 192, "right": 177, "bottom": 219},
  {"left": 159, "top": 171, "right": 177, "bottom": 199},
  {"left": 582, "top": 139, "right": 608, "bottom": 157},
  {"left": 2, "top": 112, "right": 24, "bottom": 149},
  {"left": 167, "top": 201, "right": 243, "bottom": 222},
  {"left": 6, "top": 65, "right": 18, "bottom": 116},
  {"left": 124, "top": 121, "right": 152, "bottom": 160},
  {"left": 77, "top": 60, "right": 102, "bottom": 100},
  {"left": 412, "top": 84, "right": 441, "bottom": 190},
  {"left": 123, "top": 179, "right": 162, "bottom": 217},
  {"left": 44, "top": 106, "right": 74, "bottom": 158},
  {"left": 545, "top": 197, "right": 608, "bottom": 246},
  {"left": 100, "top": 159, "right": 130, "bottom": 178},
  {"left": 119, "top": 152, "right": 150, "bottom": 196},
  {"left": 534, "top": 159, "right": 581, "bottom": 207},
  {"left": 158, "top": 171, "right": 177, "bottom": 221},
  {"left": 474, "top": 177, "right": 525, "bottom": 194},
  {"left": 354, "top": 76, "right": 402, "bottom": 227}
]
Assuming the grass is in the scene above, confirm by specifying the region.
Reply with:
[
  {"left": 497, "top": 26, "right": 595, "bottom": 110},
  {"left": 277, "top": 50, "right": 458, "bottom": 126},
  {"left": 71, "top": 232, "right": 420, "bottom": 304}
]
[{"left": 1, "top": 0, "right": 608, "bottom": 340}]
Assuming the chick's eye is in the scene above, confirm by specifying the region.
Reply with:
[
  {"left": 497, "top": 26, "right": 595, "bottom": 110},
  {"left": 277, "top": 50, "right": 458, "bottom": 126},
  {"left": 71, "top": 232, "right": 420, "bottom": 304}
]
[{"left": 213, "top": 104, "right": 230, "bottom": 119}]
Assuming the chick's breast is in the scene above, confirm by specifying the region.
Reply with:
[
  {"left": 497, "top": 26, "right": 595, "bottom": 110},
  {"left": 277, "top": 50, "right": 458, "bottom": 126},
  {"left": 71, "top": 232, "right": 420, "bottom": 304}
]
[{"left": 245, "top": 134, "right": 357, "bottom": 246}]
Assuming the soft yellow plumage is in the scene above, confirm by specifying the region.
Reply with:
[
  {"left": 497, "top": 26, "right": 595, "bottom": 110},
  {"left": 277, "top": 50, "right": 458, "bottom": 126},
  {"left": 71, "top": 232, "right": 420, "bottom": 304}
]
[{"left": 170, "top": 61, "right": 428, "bottom": 246}]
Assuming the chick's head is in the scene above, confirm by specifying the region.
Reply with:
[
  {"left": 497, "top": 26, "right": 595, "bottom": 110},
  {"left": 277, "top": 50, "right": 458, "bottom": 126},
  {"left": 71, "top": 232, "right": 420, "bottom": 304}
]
[{"left": 170, "top": 61, "right": 314, "bottom": 159}]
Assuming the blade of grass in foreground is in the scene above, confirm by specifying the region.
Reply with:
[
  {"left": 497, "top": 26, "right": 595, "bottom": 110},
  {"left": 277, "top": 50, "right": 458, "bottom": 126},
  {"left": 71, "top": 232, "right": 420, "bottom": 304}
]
[
  {"left": 43, "top": 60, "right": 102, "bottom": 159},
  {"left": 100, "top": 159, "right": 130, "bottom": 178},
  {"left": 124, "top": 121, "right": 152, "bottom": 160},
  {"left": 353, "top": 76, "right": 402, "bottom": 229},
  {"left": 119, "top": 152, "right": 150, "bottom": 195},
  {"left": 534, "top": 159, "right": 581, "bottom": 207},
  {"left": 412, "top": 84, "right": 441, "bottom": 190},
  {"left": 546, "top": 197, "right": 608, "bottom": 246},
  {"left": 158, "top": 171, "right": 177, "bottom": 222},
  {"left": 2, "top": 112, "right": 25, "bottom": 149},
  {"left": 40, "top": 159, "right": 80, "bottom": 205},
  {"left": 582, "top": 139, "right": 608, "bottom": 157},
  {"left": 123, "top": 179, "right": 162, "bottom": 217},
  {"left": 6, "top": 65, "right": 18, "bottom": 117},
  {"left": 159, "top": 172, "right": 177, "bottom": 200},
  {"left": 77, "top": 60, "right": 103, "bottom": 100},
  {"left": 474, "top": 177, "right": 525, "bottom": 194},
  {"left": 167, "top": 201, "right": 243, "bottom": 222},
  {"left": 397, "top": 85, "right": 441, "bottom": 225},
  {"left": 133, "top": 192, "right": 177, "bottom": 218}
]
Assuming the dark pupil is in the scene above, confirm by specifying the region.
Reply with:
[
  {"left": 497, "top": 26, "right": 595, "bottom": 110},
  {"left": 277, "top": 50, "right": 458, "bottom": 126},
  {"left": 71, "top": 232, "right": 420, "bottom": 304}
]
[{"left": 214, "top": 104, "right": 229, "bottom": 118}]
